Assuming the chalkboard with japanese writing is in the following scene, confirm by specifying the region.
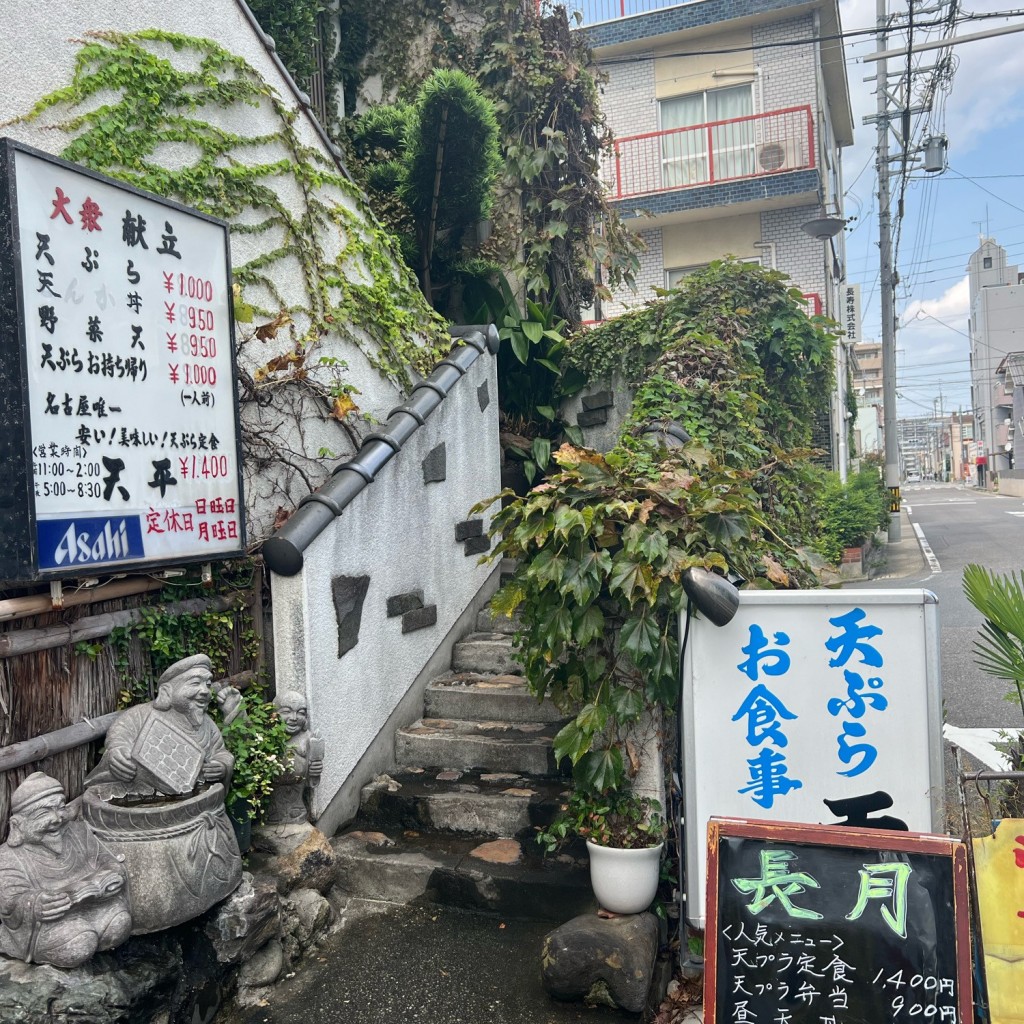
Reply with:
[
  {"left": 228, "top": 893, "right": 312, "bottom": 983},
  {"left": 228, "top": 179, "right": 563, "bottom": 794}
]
[{"left": 705, "top": 818, "right": 973, "bottom": 1024}]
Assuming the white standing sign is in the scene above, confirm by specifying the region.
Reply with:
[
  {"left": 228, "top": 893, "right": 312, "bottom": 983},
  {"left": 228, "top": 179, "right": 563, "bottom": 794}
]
[
  {"left": 9, "top": 144, "right": 244, "bottom": 575},
  {"left": 681, "top": 589, "right": 943, "bottom": 928}
]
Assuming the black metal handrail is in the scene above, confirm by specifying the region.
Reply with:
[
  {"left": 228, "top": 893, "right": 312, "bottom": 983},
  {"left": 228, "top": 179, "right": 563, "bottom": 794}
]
[{"left": 262, "top": 325, "right": 500, "bottom": 576}]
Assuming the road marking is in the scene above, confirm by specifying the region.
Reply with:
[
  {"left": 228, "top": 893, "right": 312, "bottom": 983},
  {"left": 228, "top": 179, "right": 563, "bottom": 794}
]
[
  {"left": 1007, "top": 511, "right": 1024, "bottom": 517},
  {"left": 912, "top": 522, "right": 941, "bottom": 573},
  {"left": 902, "top": 500, "right": 976, "bottom": 506},
  {"left": 944, "top": 725, "right": 1023, "bottom": 771}
]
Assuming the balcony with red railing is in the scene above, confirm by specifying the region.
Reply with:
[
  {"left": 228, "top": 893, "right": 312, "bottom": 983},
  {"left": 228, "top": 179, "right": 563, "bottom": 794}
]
[
  {"left": 538, "top": 0, "right": 699, "bottom": 26},
  {"left": 603, "top": 106, "right": 816, "bottom": 203}
]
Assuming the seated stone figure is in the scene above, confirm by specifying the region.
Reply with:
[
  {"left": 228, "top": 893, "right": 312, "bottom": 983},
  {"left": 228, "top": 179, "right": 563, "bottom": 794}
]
[
  {"left": 266, "top": 689, "right": 324, "bottom": 825},
  {"left": 0, "top": 773, "right": 131, "bottom": 967},
  {"left": 86, "top": 653, "right": 238, "bottom": 798},
  {"left": 82, "top": 654, "right": 242, "bottom": 934}
]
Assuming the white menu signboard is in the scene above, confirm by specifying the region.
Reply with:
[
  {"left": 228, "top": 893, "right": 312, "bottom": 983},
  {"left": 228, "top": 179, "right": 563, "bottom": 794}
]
[
  {"left": 7, "top": 142, "right": 244, "bottom": 575},
  {"left": 681, "top": 589, "right": 943, "bottom": 928}
]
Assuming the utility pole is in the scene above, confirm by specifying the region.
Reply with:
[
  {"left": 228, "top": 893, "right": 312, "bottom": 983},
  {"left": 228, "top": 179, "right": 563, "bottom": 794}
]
[{"left": 875, "top": 0, "right": 901, "bottom": 539}]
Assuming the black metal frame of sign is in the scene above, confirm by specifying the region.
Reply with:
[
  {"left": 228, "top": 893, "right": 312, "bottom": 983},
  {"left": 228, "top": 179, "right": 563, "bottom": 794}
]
[
  {"left": 705, "top": 817, "right": 973, "bottom": 1024},
  {"left": 0, "top": 138, "right": 246, "bottom": 581}
]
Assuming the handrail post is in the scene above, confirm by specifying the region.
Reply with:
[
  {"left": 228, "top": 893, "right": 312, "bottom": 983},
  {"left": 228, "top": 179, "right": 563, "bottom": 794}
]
[{"left": 706, "top": 124, "right": 714, "bottom": 184}]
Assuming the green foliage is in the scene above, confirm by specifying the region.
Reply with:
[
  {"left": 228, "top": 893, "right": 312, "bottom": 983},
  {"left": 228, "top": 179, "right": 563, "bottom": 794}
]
[
  {"left": 246, "top": 0, "right": 323, "bottom": 87},
  {"left": 567, "top": 259, "right": 838, "bottom": 545},
  {"left": 813, "top": 468, "right": 890, "bottom": 565},
  {"left": 537, "top": 788, "right": 664, "bottom": 853},
  {"left": 962, "top": 565, "right": 1024, "bottom": 816},
  {"left": 212, "top": 686, "right": 291, "bottom": 822},
  {"left": 963, "top": 565, "right": 1024, "bottom": 718},
  {"left": 476, "top": 5, "right": 641, "bottom": 323},
  {"left": 12, "top": 29, "right": 448, "bottom": 394},
  {"left": 477, "top": 441, "right": 811, "bottom": 792},
  {"left": 351, "top": 69, "right": 500, "bottom": 307},
  {"left": 343, "top": 0, "right": 641, "bottom": 325}
]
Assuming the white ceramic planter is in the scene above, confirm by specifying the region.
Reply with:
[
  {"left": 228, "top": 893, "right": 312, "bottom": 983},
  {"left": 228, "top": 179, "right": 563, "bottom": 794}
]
[{"left": 585, "top": 840, "right": 664, "bottom": 915}]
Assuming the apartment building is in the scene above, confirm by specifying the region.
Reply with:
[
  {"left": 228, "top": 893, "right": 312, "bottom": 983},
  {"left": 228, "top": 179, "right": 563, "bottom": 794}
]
[
  {"left": 568, "top": 0, "right": 853, "bottom": 321},
  {"left": 967, "top": 238, "right": 1024, "bottom": 488}
]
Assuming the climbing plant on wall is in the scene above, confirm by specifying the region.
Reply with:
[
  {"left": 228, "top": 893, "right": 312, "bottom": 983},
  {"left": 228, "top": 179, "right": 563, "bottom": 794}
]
[
  {"left": 10, "top": 29, "right": 449, "bottom": 395},
  {"left": 566, "top": 260, "right": 838, "bottom": 544},
  {"left": 9, "top": 28, "right": 452, "bottom": 532}
]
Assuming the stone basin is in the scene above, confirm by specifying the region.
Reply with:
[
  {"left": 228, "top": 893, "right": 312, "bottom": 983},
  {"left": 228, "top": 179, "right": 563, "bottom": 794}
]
[{"left": 83, "top": 782, "right": 242, "bottom": 934}]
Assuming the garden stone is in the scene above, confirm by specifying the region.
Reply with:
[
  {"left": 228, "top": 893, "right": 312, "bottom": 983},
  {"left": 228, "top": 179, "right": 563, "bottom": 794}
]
[
  {"left": 82, "top": 654, "right": 242, "bottom": 935},
  {"left": 205, "top": 871, "right": 281, "bottom": 965},
  {"left": 286, "top": 888, "right": 333, "bottom": 949},
  {"left": 250, "top": 822, "right": 336, "bottom": 894},
  {"left": 541, "top": 911, "right": 659, "bottom": 1013},
  {"left": 237, "top": 938, "right": 285, "bottom": 989},
  {"left": 0, "top": 932, "right": 180, "bottom": 1024},
  {"left": 0, "top": 772, "right": 131, "bottom": 967}
]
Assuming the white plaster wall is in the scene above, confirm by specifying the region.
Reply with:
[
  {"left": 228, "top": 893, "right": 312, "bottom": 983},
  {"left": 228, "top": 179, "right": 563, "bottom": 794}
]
[
  {"left": 0, "top": 0, "right": 431, "bottom": 542},
  {"left": 272, "top": 352, "right": 501, "bottom": 817}
]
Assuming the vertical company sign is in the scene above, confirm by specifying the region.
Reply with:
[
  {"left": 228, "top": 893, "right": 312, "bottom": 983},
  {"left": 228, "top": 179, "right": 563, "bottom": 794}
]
[
  {"left": 681, "top": 590, "right": 944, "bottom": 928},
  {"left": 0, "top": 139, "right": 245, "bottom": 578},
  {"left": 843, "top": 283, "right": 861, "bottom": 343}
]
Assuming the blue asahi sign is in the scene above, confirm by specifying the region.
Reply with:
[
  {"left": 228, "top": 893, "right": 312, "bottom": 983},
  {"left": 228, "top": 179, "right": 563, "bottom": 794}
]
[{"left": 37, "top": 516, "right": 145, "bottom": 569}]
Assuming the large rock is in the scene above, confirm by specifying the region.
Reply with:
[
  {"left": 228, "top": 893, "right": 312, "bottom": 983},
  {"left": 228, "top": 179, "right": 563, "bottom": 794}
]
[
  {"left": 250, "top": 823, "right": 337, "bottom": 894},
  {"left": 541, "top": 911, "right": 659, "bottom": 1014},
  {"left": 285, "top": 888, "right": 334, "bottom": 950},
  {"left": 0, "top": 933, "right": 179, "bottom": 1024},
  {"left": 205, "top": 871, "right": 282, "bottom": 964}
]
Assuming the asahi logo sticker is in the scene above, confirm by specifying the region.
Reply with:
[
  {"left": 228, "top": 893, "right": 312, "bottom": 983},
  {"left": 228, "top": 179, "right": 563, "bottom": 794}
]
[{"left": 37, "top": 516, "right": 145, "bottom": 569}]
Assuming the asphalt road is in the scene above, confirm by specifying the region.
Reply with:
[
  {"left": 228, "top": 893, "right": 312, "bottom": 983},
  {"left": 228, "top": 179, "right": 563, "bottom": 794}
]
[{"left": 867, "top": 482, "right": 1024, "bottom": 729}]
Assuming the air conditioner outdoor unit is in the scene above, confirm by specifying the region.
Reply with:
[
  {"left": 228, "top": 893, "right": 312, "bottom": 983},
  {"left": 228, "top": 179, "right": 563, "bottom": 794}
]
[{"left": 756, "top": 139, "right": 804, "bottom": 173}]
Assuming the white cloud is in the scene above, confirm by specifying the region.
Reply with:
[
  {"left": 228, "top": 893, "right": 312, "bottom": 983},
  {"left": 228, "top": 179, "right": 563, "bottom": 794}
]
[{"left": 901, "top": 274, "right": 970, "bottom": 325}]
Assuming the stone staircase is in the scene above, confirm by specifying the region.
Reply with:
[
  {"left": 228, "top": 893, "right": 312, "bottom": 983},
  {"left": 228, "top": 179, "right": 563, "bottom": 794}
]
[{"left": 331, "top": 606, "right": 595, "bottom": 922}]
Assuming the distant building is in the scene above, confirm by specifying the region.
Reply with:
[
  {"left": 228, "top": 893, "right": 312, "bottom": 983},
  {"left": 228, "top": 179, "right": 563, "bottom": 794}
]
[
  {"left": 967, "top": 237, "right": 1024, "bottom": 489},
  {"left": 850, "top": 340, "right": 883, "bottom": 458}
]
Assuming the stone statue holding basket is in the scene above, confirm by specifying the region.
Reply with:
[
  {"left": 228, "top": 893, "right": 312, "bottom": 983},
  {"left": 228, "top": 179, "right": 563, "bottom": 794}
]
[{"left": 82, "top": 654, "right": 243, "bottom": 934}]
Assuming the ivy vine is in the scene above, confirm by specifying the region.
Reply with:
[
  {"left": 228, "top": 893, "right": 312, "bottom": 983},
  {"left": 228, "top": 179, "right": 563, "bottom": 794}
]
[{"left": 10, "top": 29, "right": 449, "bottom": 398}]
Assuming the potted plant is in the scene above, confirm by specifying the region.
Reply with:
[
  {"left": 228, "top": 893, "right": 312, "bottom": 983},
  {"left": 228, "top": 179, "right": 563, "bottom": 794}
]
[{"left": 539, "top": 787, "right": 666, "bottom": 914}]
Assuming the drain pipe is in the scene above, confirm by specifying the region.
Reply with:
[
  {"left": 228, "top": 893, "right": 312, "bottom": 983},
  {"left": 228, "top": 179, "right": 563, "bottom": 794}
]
[{"left": 262, "top": 325, "right": 500, "bottom": 577}]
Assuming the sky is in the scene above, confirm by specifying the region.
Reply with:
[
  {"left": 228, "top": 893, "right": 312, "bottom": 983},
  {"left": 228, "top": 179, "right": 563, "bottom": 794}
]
[{"left": 837, "top": 1, "right": 1024, "bottom": 420}]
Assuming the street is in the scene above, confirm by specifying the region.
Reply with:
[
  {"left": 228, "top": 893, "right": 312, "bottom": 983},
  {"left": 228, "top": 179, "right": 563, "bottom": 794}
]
[{"left": 865, "top": 481, "right": 1024, "bottom": 730}]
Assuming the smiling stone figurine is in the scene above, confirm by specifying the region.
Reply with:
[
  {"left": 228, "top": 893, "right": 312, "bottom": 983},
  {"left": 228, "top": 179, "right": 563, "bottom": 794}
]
[
  {"left": 266, "top": 689, "right": 323, "bottom": 826},
  {"left": 0, "top": 772, "right": 131, "bottom": 967},
  {"left": 82, "top": 654, "right": 242, "bottom": 934}
]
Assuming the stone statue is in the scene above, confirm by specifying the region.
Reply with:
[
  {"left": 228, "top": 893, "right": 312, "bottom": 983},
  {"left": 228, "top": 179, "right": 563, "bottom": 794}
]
[
  {"left": 85, "top": 653, "right": 239, "bottom": 799},
  {"left": 0, "top": 773, "right": 131, "bottom": 967},
  {"left": 265, "top": 690, "right": 323, "bottom": 826},
  {"left": 82, "top": 654, "right": 243, "bottom": 934}
]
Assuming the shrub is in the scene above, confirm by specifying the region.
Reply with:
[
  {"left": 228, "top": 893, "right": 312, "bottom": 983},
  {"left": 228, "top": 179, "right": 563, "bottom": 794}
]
[{"left": 814, "top": 468, "right": 889, "bottom": 564}]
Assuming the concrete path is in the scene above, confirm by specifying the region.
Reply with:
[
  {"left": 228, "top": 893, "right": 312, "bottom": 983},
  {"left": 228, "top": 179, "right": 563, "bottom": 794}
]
[{"left": 221, "top": 902, "right": 647, "bottom": 1024}]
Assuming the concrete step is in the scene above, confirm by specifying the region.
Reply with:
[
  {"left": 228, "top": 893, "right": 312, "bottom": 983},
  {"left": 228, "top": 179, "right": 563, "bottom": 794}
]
[
  {"left": 451, "top": 633, "right": 520, "bottom": 675},
  {"left": 330, "top": 827, "right": 592, "bottom": 922},
  {"left": 424, "top": 673, "right": 564, "bottom": 724},
  {"left": 395, "top": 718, "right": 566, "bottom": 776},
  {"left": 360, "top": 768, "right": 571, "bottom": 839},
  {"left": 476, "top": 607, "right": 519, "bottom": 634}
]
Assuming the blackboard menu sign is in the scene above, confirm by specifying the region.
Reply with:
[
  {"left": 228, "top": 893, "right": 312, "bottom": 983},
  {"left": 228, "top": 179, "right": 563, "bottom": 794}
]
[{"left": 705, "top": 818, "right": 972, "bottom": 1024}]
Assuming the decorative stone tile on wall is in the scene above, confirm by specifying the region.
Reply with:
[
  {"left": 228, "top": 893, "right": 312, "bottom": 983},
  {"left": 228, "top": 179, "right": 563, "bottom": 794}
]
[
  {"left": 386, "top": 590, "right": 424, "bottom": 618},
  {"left": 422, "top": 442, "right": 446, "bottom": 484},
  {"left": 331, "top": 575, "right": 370, "bottom": 659},
  {"left": 477, "top": 380, "right": 490, "bottom": 411}
]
